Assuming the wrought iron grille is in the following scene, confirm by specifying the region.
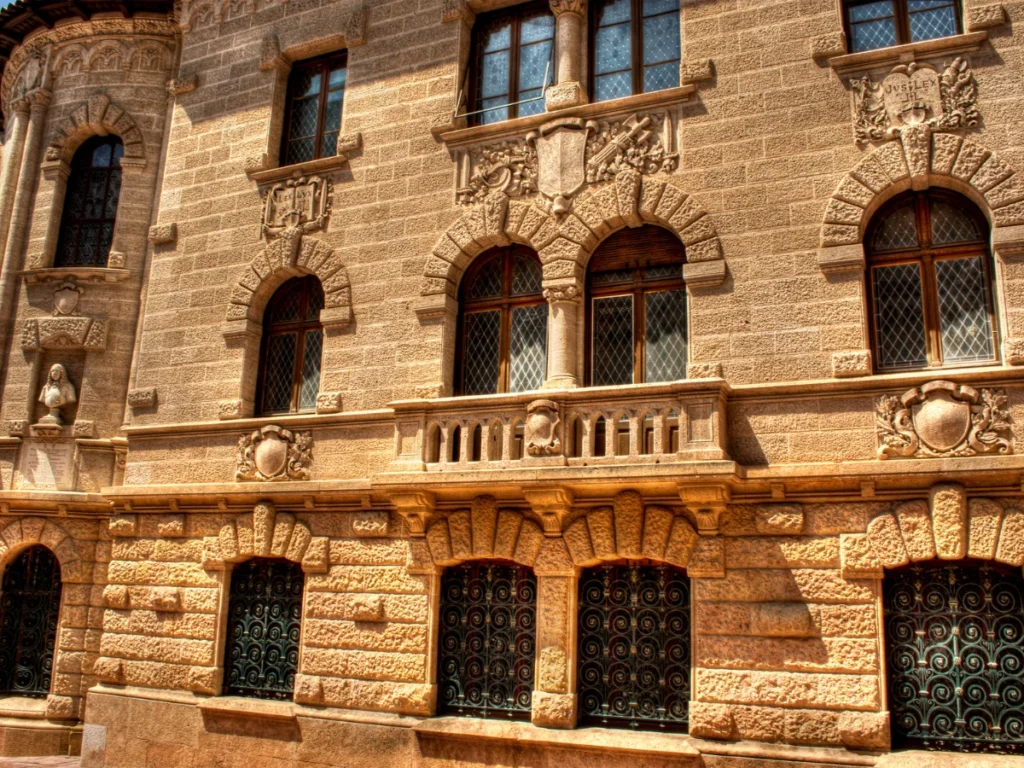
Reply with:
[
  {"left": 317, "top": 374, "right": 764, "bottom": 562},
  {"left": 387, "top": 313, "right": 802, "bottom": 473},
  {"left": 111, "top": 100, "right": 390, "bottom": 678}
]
[
  {"left": 0, "top": 546, "right": 62, "bottom": 697},
  {"left": 225, "top": 558, "right": 304, "bottom": 701},
  {"left": 885, "top": 561, "right": 1024, "bottom": 753},
  {"left": 578, "top": 563, "right": 691, "bottom": 731},
  {"left": 438, "top": 562, "right": 537, "bottom": 719}
]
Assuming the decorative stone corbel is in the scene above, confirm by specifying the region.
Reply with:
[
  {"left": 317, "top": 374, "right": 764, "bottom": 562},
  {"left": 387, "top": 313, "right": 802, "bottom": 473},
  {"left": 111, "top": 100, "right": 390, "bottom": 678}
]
[
  {"left": 523, "top": 486, "right": 574, "bottom": 535},
  {"left": 259, "top": 34, "right": 289, "bottom": 74},
  {"left": 810, "top": 31, "right": 847, "bottom": 59},
  {"left": 832, "top": 350, "right": 872, "bottom": 378},
  {"left": 391, "top": 491, "right": 436, "bottom": 535},
  {"left": 681, "top": 58, "right": 714, "bottom": 84},
  {"left": 687, "top": 362, "right": 723, "bottom": 379},
  {"left": 966, "top": 3, "right": 1006, "bottom": 30},
  {"left": 315, "top": 392, "right": 342, "bottom": 414},
  {"left": 993, "top": 225, "right": 1024, "bottom": 260},
  {"left": 127, "top": 388, "right": 157, "bottom": 411},
  {"left": 148, "top": 223, "right": 177, "bottom": 246},
  {"left": 817, "top": 243, "right": 865, "bottom": 273},
  {"left": 167, "top": 74, "right": 198, "bottom": 97},
  {"left": 678, "top": 483, "right": 731, "bottom": 535}
]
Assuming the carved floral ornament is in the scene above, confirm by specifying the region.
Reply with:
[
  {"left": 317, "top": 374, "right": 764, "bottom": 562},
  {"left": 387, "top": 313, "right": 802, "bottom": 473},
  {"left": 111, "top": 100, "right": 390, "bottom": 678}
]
[
  {"left": 851, "top": 57, "right": 979, "bottom": 146},
  {"left": 235, "top": 425, "right": 313, "bottom": 481},
  {"left": 875, "top": 380, "right": 1012, "bottom": 459}
]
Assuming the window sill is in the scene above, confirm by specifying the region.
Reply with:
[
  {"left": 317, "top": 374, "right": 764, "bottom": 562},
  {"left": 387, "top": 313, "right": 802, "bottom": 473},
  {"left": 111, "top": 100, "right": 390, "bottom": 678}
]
[
  {"left": 197, "top": 696, "right": 296, "bottom": 721},
  {"left": 440, "top": 85, "right": 697, "bottom": 149},
  {"left": 829, "top": 31, "right": 988, "bottom": 77},
  {"left": 0, "top": 696, "right": 47, "bottom": 720},
  {"left": 20, "top": 267, "right": 130, "bottom": 284},
  {"left": 246, "top": 134, "right": 362, "bottom": 185}
]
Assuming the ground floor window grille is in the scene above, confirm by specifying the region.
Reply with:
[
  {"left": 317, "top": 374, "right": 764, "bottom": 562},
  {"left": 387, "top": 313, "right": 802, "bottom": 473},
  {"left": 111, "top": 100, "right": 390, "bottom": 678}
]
[
  {"left": 0, "top": 546, "right": 62, "bottom": 697},
  {"left": 885, "top": 561, "right": 1024, "bottom": 753},
  {"left": 577, "top": 563, "right": 690, "bottom": 730},
  {"left": 224, "top": 558, "right": 304, "bottom": 701},
  {"left": 438, "top": 562, "right": 536, "bottom": 719}
]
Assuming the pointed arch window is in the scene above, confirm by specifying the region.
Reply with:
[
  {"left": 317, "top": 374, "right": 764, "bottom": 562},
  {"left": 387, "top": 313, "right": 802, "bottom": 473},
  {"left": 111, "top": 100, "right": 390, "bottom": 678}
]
[
  {"left": 587, "top": 226, "right": 687, "bottom": 386},
  {"left": 0, "top": 546, "right": 62, "bottom": 697},
  {"left": 457, "top": 247, "right": 547, "bottom": 396},
  {"left": 54, "top": 135, "right": 123, "bottom": 268},
  {"left": 867, "top": 190, "right": 997, "bottom": 373},
  {"left": 257, "top": 276, "right": 324, "bottom": 415},
  {"left": 224, "top": 558, "right": 304, "bottom": 701}
]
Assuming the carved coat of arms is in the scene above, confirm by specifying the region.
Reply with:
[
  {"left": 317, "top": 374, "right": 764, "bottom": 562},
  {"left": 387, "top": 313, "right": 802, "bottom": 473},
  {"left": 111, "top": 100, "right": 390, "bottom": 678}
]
[
  {"left": 525, "top": 399, "right": 561, "bottom": 457},
  {"left": 852, "top": 57, "right": 979, "bottom": 145},
  {"left": 876, "top": 380, "right": 1012, "bottom": 459},
  {"left": 236, "top": 424, "right": 313, "bottom": 481},
  {"left": 528, "top": 118, "right": 592, "bottom": 216},
  {"left": 262, "top": 176, "right": 330, "bottom": 238}
]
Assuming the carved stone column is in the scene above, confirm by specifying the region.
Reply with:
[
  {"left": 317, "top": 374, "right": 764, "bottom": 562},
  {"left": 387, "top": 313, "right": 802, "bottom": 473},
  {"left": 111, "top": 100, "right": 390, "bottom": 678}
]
[
  {"left": 547, "top": 0, "right": 587, "bottom": 110},
  {"left": 543, "top": 280, "right": 583, "bottom": 389},
  {"left": 0, "top": 103, "right": 30, "bottom": 262}
]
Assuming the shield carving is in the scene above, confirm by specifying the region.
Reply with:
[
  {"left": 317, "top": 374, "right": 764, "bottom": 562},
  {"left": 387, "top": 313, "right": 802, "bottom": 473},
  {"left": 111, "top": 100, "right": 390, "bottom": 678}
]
[
  {"left": 912, "top": 389, "right": 971, "bottom": 452},
  {"left": 882, "top": 65, "right": 942, "bottom": 127},
  {"left": 254, "top": 429, "right": 289, "bottom": 479},
  {"left": 53, "top": 284, "right": 80, "bottom": 316},
  {"left": 530, "top": 119, "right": 589, "bottom": 212}
]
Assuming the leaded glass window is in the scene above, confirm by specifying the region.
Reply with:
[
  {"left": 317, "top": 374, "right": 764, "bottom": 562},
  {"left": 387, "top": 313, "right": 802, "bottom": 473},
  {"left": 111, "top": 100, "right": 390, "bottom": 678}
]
[
  {"left": 282, "top": 52, "right": 347, "bottom": 166},
  {"left": 885, "top": 561, "right": 1024, "bottom": 753},
  {"left": 0, "top": 547, "right": 61, "bottom": 698},
  {"left": 845, "top": 0, "right": 961, "bottom": 53},
  {"left": 257, "top": 276, "right": 324, "bottom": 415},
  {"left": 458, "top": 247, "right": 547, "bottom": 395},
  {"left": 867, "top": 190, "right": 996, "bottom": 372},
  {"left": 578, "top": 563, "right": 690, "bottom": 730},
  {"left": 591, "top": 0, "right": 680, "bottom": 102},
  {"left": 54, "top": 136, "right": 123, "bottom": 268},
  {"left": 588, "top": 227, "right": 687, "bottom": 386},
  {"left": 438, "top": 562, "right": 537, "bottom": 719},
  {"left": 224, "top": 558, "right": 303, "bottom": 701},
  {"left": 469, "top": 2, "right": 554, "bottom": 125}
]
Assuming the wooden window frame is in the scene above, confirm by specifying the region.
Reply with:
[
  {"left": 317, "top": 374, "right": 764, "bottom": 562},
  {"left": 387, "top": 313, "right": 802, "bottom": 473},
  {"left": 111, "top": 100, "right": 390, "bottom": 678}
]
[
  {"left": 280, "top": 51, "right": 348, "bottom": 166},
  {"left": 866, "top": 189, "right": 997, "bottom": 373},
  {"left": 585, "top": 229, "right": 686, "bottom": 387},
  {"left": 589, "top": 0, "right": 681, "bottom": 101},
  {"left": 456, "top": 246, "right": 546, "bottom": 396},
  {"left": 467, "top": 0, "right": 555, "bottom": 126},
  {"left": 54, "top": 135, "right": 124, "bottom": 269},
  {"left": 842, "top": 0, "right": 963, "bottom": 52},
  {"left": 255, "top": 275, "right": 325, "bottom": 416}
]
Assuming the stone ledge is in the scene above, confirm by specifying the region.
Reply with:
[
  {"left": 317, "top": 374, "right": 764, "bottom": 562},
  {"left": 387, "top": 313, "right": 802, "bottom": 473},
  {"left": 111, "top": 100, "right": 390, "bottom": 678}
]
[
  {"left": 828, "top": 31, "right": 988, "bottom": 76},
  {"left": 20, "top": 267, "right": 131, "bottom": 284},
  {"left": 247, "top": 135, "right": 361, "bottom": 184},
  {"left": 0, "top": 696, "right": 47, "bottom": 720},
  {"left": 196, "top": 696, "right": 296, "bottom": 721}
]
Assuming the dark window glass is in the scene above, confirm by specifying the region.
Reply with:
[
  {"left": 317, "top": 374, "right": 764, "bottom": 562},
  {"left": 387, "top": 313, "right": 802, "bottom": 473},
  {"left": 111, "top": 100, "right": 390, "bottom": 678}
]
[
  {"left": 438, "top": 562, "right": 537, "bottom": 719},
  {"left": 578, "top": 563, "right": 690, "bottom": 730},
  {"left": 224, "top": 558, "right": 304, "bottom": 701},
  {"left": 591, "top": 0, "right": 680, "bottom": 102},
  {"left": 845, "top": 0, "right": 960, "bottom": 52},
  {"left": 458, "top": 247, "right": 546, "bottom": 395},
  {"left": 54, "top": 136, "right": 123, "bottom": 268},
  {"left": 885, "top": 561, "right": 1024, "bottom": 753},
  {"left": 867, "top": 190, "right": 996, "bottom": 372},
  {"left": 469, "top": 2, "right": 554, "bottom": 125},
  {"left": 257, "top": 276, "right": 324, "bottom": 415},
  {"left": 587, "top": 227, "right": 687, "bottom": 386},
  {"left": 282, "top": 53, "right": 347, "bottom": 165},
  {"left": 0, "top": 546, "right": 61, "bottom": 698}
]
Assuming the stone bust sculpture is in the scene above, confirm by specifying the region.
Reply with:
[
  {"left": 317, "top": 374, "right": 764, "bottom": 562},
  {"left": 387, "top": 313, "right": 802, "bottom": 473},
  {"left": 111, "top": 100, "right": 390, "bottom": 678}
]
[{"left": 38, "top": 363, "right": 76, "bottom": 425}]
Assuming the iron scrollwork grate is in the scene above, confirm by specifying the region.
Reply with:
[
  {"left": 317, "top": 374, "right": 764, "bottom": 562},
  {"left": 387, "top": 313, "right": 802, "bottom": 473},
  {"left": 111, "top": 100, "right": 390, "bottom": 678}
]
[
  {"left": 225, "top": 558, "right": 304, "bottom": 701},
  {"left": 885, "top": 561, "right": 1024, "bottom": 753},
  {"left": 0, "top": 546, "right": 62, "bottom": 697},
  {"left": 438, "top": 562, "right": 537, "bottom": 719},
  {"left": 577, "top": 563, "right": 691, "bottom": 731}
]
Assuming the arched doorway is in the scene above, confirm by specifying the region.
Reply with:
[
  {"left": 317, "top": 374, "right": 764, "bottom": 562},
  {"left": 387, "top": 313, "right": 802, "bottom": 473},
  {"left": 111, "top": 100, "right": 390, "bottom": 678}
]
[{"left": 0, "top": 546, "right": 63, "bottom": 697}]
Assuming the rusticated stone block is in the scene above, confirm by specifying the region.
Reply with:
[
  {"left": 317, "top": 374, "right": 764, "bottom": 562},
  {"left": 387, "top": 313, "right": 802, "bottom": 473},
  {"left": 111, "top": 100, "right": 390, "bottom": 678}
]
[
  {"left": 563, "top": 517, "right": 594, "bottom": 565},
  {"left": 471, "top": 496, "right": 498, "bottom": 556},
  {"left": 755, "top": 505, "right": 804, "bottom": 535},
  {"left": 109, "top": 514, "right": 137, "bottom": 537},
  {"left": 840, "top": 534, "right": 882, "bottom": 578},
  {"left": 157, "top": 514, "right": 185, "bottom": 538},
  {"left": 614, "top": 491, "right": 643, "bottom": 557},
  {"left": 188, "top": 666, "right": 219, "bottom": 695},
  {"left": 689, "top": 702, "right": 735, "bottom": 739},
  {"left": 352, "top": 511, "right": 388, "bottom": 537},
  {"left": 148, "top": 223, "right": 177, "bottom": 245},
  {"left": 896, "top": 500, "right": 935, "bottom": 562},
  {"left": 838, "top": 711, "right": 889, "bottom": 749},
  {"left": 688, "top": 537, "right": 725, "bottom": 578},
  {"left": 866, "top": 513, "right": 909, "bottom": 568},
  {"left": 127, "top": 387, "right": 157, "bottom": 409},
  {"left": 426, "top": 520, "right": 453, "bottom": 564},
  {"left": 587, "top": 507, "right": 616, "bottom": 560},
  {"left": 538, "top": 646, "right": 568, "bottom": 693},
  {"left": 45, "top": 695, "right": 76, "bottom": 720},
  {"left": 448, "top": 510, "right": 472, "bottom": 559},
  {"left": 350, "top": 594, "right": 385, "bottom": 623},
  {"left": 995, "top": 509, "right": 1024, "bottom": 566},
  {"left": 531, "top": 691, "right": 576, "bottom": 729},
  {"left": 810, "top": 31, "right": 846, "bottom": 58},
  {"left": 302, "top": 537, "right": 330, "bottom": 573},
  {"left": 1005, "top": 338, "right": 1024, "bottom": 366},
  {"left": 534, "top": 538, "right": 574, "bottom": 574},
  {"left": 831, "top": 350, "right": 871, "bottom": 378},
  {"left": 696, "top": 668, "right": 880, "bottom": 710},
  {"left": 664, "top": 516, "right": 698, "bottom": 567},
  {"left": 202, "top": 537, "right": 225, "bottom": 570},
  {"left": 751, "top": 603, "right": 814, "bottom": 637},
  {"left": 493, "top": 511, "right": 523, "bottom": 561},
  {"left": 967, "top": 498, "right": 1003, "bottom": 560},
  {"left": 512, "top": 520, "right": 544, "bottom": 565},
  {"left": 94, "top": 657, "right": 125, "bottom": 684},
  {"left": 687, "top": 362, "right": 722, "bottom": 379},
  {"left": 966, "top": 3, "right": 1006, "bottom": 29},
  {"left": 103, "top": 584, "right": 129, "bottom": 609},
  {"left": 681, "top": 58, "right": 713, "bottom": 83},
  {"left": 641, "top": 506, "right": 674, "bottom": 559},
  {"left": 294, "top": 674, "right": 324, "bottom": 705},
  {"left": 930, "top": 484, "right": 966, "bottom": 559}
]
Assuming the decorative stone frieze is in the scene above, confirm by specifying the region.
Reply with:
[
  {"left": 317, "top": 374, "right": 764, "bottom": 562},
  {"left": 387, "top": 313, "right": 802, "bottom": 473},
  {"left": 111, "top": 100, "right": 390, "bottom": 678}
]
[
  {"left": 850, "top": 58, "right": 978, "bottom": 146},
  {"left": 456, "top": 139, "right": 537, "bottom": 206},
  {"left": 235, "top": 425, "right": 314, "bottom": 482},
  {"left": 966, "top": 3, "right": 1006, "bottom": 30},
  {"left": 180, "top": 0, "right": 367, "bottom": 40},
  {"left": 21, "top": 317, "right": 106, "bottom": 351},
  {"left": 585, "top": 111, "right": 678, "bottom": 184},
  {"left": 875, "top": 380, "right": 1011, "bottom": 459}
]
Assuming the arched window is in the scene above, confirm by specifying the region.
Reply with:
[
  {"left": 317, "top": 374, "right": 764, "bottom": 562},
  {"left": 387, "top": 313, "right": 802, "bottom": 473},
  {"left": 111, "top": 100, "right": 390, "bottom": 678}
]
[
  {"left": 54, "top": 135, "right": 124, "bottom": 268},
  {"left": 884, "top": 561, "right": 1024, "bottom": 752},
  {"left": 224, "top": 558, "right": 304, "bottom": 701},
  {"left": 438, "top": 561, "right": 537, "bottom": 719},
  {"left": 0, "top": 546, "right": 62, "bottom": 697},
  {"left": 587, "top": 227, "right": 687, "bottom": 386},
  {"left": 457, "top": 247, "right": 547, "bottom": 396},
  {"left": 257, "top": 276, "right": 324, "bottom": 415},
  {"left": 578, "top": 562, "right": 690, "bottom": 730},
  {"left": 867, "top": 191, "right": 997, "bottom": 373}
]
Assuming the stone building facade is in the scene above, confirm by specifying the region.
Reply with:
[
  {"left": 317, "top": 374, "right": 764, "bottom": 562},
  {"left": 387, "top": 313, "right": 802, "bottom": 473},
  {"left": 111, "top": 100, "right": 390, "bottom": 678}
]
[{"left": 0, "top": 0, "right": 1019, "bottom": 764}]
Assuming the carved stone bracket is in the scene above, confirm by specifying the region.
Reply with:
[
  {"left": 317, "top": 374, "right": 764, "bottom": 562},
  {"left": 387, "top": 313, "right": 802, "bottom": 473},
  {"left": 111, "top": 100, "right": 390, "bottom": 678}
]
[
  {"left": 523, "top": 486, "right": 574, "bottom": 535},
  {"left": 167, "top": 74, "right": 198, "bottom": 97},
  {"left": 876, "top": 380, "right": 1013, "bottom": 459},
  {"left": 391, "top": 491, "right": 436, "bottom": 536},
  {"left": 127, "top": 388, "right": 157, "bottom": 411},
  {"left": 235, "top": 425, "right": 313, "bottom": 481},
  {"left": 678, "top": 483, "right": 731, "bottom": 535}
]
